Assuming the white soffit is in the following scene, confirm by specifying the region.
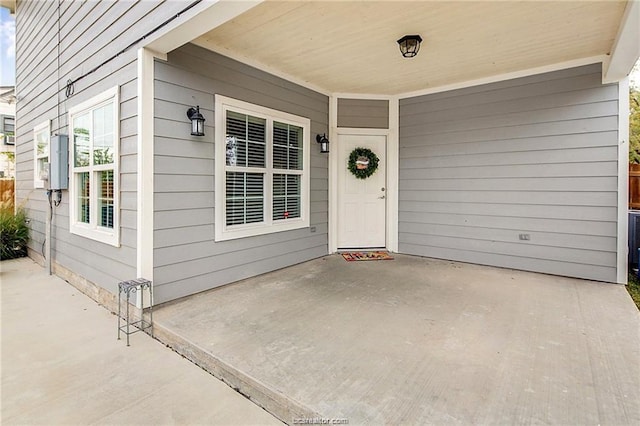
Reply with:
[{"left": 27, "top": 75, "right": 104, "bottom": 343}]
[{"left": 193, "top": 0, "right": 627, "bottom": 95}]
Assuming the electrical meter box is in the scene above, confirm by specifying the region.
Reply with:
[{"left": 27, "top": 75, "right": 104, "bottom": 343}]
[{"left": 49, "top": 134, "right": 68, "bottom": 190}]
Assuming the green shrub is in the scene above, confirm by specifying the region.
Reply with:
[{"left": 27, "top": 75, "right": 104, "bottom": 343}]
[{"left": 0, "top": 208, "right": 29, "bottom": 260}]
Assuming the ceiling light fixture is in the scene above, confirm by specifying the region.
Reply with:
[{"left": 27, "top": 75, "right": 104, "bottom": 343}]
[{"left": 397, "top": 35, "right": 423, "bottom": 58}]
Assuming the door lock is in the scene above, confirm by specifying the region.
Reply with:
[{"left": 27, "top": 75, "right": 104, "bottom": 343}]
[{"left": 378, "top": 195, "right": 386, "bottom": 199}]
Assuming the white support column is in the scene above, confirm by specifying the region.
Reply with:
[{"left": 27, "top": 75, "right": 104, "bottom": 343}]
[
  {"left": 617, "top": 77, "right": 630, "bottom": 284},
  {"left": 387, "top": 97, "right": 399, "bottom": 253},
  {"left": 328, "top": 95, "right": 339, "bottom": 253},
  {"left": 136, "top": 47, "right": 165, "bottom": 306}
]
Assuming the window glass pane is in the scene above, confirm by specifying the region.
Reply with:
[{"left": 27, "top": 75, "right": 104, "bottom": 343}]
[
  {"left": 273, "top": 197, "right": 286, "bottom": 220},
  {"left": 226, "top": 172, "right": 264, "bottom": 226},
  {"left": 246, "top": 198, "right": 264, "bottom": 224},
  {"left": 226, "top": 199, "right": 245, "bottom": 226},
  {"left": 35, "top": 130, "right": 48, "bottom": 157},
  {"left": 287, "top": 174, "right": 301, "bottom": 196},
  {"left": 226, "top": 111, "right": 265, "bottom": 167},
  {"left": 226, "top": 171, "right": 244, "bottom": 199},
  {"left": 247, "top": 142, "right": 265, "bottom": 167},
  {"left": 93, "top": 104, "right": 114, "bottom": 165},
  {"left": 226, "top": 111, "right": 247, "bottom": 140},
  {"left": 73, "top": 113, "right": 90, "bottom": 167},
  {"left": 97, "top": 170, "right": 114, "bottom": 228},
  {"left": 285, "top": 197, "right": 300, "bottom": 219},
  {"left": 37, "top": 158, "right": 48, "bottom": 180},
  {"left": 273, "top": 122, "right": 303, "bottom": 170},
  {"left": 289, "top": 125, "right": 303, "bottom": 170},
  {"left": 273, "top": 174, "right": 301, "bottom": 220},
  {"left": 273, "top": 174, "right": 285, "bottom": 196},
  {"left": 226, "top": 136, "right": 238, "bottom": 166},
  {"left": 4, "top": 117, "right": 15, "bottom": 134},
  {"left": 77, "top": 172, "right": 90, "bottom": 224},
  {"left": 248, "top": 116, "right": 265, "bottom": 144}
]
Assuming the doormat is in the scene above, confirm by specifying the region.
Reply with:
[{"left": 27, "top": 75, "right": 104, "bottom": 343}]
[{"left": 341, "top": 251, "right": 394, "bottom": 262}]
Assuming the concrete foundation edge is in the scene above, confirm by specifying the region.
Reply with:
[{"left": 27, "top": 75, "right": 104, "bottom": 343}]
[
  {"left": 152, "top": 322, "right": 320, "bottom": 425},
  {"left": 28, "top": 249, "right": 118, "bottom": 313}
]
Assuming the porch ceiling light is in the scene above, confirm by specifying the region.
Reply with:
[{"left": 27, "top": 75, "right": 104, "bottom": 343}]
[
  {"left": 187, "top": 106, "right": 205, "bottom": 136},
  {"left": 316, "top": 134, "right": 330, "bottom": 153},
  {"left": 397, "top": 35, "right": 423, "bottom": 58}
]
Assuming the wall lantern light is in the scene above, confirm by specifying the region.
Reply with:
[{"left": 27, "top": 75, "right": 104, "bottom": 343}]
[
  {"left": 397, "top": 35, "right": 423, "bottom": 58},
  {"left": 316, "top": 134, "right": 330, "bottom": 153},
  {"left": 187, "top": 106, "right": 205, "bottom": 136}
]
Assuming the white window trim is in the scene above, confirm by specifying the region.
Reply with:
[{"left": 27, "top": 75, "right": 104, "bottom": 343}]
[
  {"left": 33, "top": 120, "right": 50, "bottom": 188},
  {"left": 215, "top": 95, "right": 310, "bottom": 241},
  {"left": 68, "top": 86, "right": 120, "bottom": 247}
]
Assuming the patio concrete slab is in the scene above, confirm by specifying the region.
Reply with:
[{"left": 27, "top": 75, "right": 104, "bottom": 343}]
[
  {"left": 154, "top": 254, "right": 640, "bottom": 425},
  {"left": 0, "top": 257, "right": 281, "bottom": 425}
]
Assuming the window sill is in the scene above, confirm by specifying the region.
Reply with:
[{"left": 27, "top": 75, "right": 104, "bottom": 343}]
[{"left": 70, "top": 224, "right": 120, "bottom": 247}]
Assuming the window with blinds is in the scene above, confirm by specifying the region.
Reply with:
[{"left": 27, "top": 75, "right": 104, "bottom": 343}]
[
  {"left": 68, "top": 86, "right": 120, "bottom": 247},
  {"left": 216, "top": 96, "right": 310, "bottom": 241}
]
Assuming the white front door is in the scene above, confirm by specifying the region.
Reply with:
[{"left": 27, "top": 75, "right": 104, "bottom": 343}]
[{"left": 337, "top": 134, "right": 387, "bottom": 249}]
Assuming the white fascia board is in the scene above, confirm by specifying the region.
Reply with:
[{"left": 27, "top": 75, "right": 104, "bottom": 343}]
[
  {"left": 603, "top": 0, "right": 640, "bottom": 84},
  {"left": 333, "top": 93, "right": 394, "bottom": 100},
  {"left": 398, "top": 55, "right": 607, "bottom": 99},
  {"left": 144, "top": 0, "right": 264, "bottom": 54}
]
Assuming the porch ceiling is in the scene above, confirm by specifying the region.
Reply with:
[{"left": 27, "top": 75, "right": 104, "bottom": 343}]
[{"left": 192, "top": 0, "right": 627, "bottom": 95}]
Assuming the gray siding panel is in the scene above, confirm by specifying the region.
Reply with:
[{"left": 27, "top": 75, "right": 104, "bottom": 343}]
[
  {"left": 398, "top": 64, "right": 619, "bottom": 282},
  {"left": 153, "top": 45, "right": 329, "bottom": 303},
  {"left": 15, "top": 1, "right": 193, "bottom": 294},
  {"left": 155, "top": 245, "right": 328, "bottom": 302},
  {"left": 337, "top": 98, "right": 389, "bottom": 129}
]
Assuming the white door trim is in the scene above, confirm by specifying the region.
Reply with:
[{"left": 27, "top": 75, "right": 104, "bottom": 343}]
[{"left": 328, "top": 108, "right": 399, "bottom": 253}]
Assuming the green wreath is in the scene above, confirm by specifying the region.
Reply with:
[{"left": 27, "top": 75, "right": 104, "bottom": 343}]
[{"left": 348, "top": 147, "right": 379, "bottom": 179}]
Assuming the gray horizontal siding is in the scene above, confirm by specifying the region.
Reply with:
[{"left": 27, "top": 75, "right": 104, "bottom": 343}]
[
  {"left": 15, "top": 0, "right": 192, "bottom": 293},
  {"left": 337, "top": 98, "right": 389, "bottom": 129},
  {"left": 153, "top": 44, "right": 329, "bottom": 304},
  {"left": 398, "top": 64, "right": 619, "bottom": 282}
]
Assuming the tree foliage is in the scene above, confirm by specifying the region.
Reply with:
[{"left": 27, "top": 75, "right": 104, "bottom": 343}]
[{"left": 630, "top": 87, "right": 640, "bottom": 163}]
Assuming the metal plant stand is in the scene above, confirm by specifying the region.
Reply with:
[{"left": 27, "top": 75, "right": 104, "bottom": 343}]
[{"left": 117, "top": 278, "right": 153, "bottom": 346}]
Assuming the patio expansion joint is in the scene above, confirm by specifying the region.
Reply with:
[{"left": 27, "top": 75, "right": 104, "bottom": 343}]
[{"left": 151, "top": 320, "right": 320, "bottom": 425}]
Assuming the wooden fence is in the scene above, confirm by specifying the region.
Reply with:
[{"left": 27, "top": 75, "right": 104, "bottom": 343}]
[
  {"left": 631, "top": 164, "right": 640, "bottom": 209},
  {"left": 0, "top": 179, "right": 15, "bottom": 211}
]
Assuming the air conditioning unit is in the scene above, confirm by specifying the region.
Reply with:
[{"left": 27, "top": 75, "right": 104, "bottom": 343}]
[{"left": 629, "top": 211, "right": 640, "bottom": 270}]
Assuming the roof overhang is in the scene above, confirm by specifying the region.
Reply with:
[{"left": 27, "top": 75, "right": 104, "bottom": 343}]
[
  {"left": 0, "top": 0, "right": 15, "bottom": 14},
  {"left": 147, "top": 0, "right": 638, "bottom": 96},
  {"left": 603, "top": 0, "right": 640, "bottom": 83}
]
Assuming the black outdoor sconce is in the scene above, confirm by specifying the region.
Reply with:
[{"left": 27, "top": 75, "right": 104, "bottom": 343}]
[
  {"left": 397, "top": 35, "right": 423, "bottom": 58},
  {"left": 316, "top": 134, "right": 330, "bottom": 153},
  {"left": 187, "top": 106, "right": 205, "bottom": 136}
]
